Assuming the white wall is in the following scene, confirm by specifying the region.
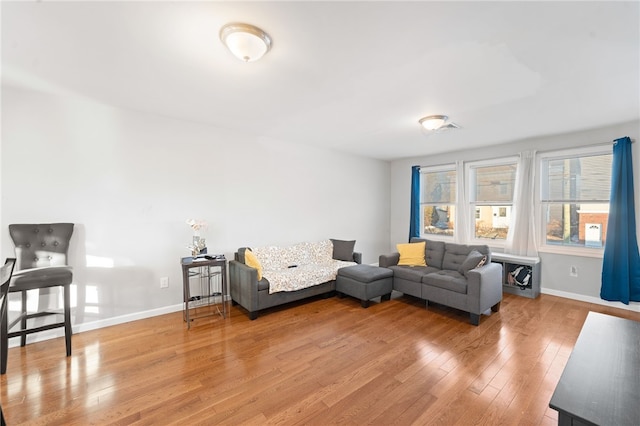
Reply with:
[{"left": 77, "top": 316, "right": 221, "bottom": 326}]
[
  {"left": 1, "top": 86, "right": 391, "bottom": 332},
  {"left": 389, "top": 120, "right": 640, "bottom": 307}
]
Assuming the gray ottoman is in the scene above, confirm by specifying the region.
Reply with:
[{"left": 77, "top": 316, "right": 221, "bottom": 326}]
[{"left": 336, "top": 264, "right": 393, "bottom": 308}]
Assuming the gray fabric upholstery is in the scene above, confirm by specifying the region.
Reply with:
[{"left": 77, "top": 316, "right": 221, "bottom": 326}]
[
  {"left": 337, "top": 264, "right": 392, "bottom": 282},
  {"left": 9, "top": 223, "right": 74, "bottom": 271},
  {"left": 423, "top": 270, "right": 467, "bottom": 294},
  {"left": 336, "top": 270, "right": 393, "bottom": 307},
  {"left": 331, "top": 239, "right": 356, "bottom": 261},
  {"left": 458, "top": 249, "right": 486, "bottom": 276},
  {"left": 410, "top": 237, "right": 445, "bottom": 269},
  {"left": 389, "top": 265, "right": 438, "bottom": 282},
  {"left": 381, "top": 238, "right": 502, "bottom": 325},
  {"left": 230, "top": 245, "right": 362, "bottom": 319}
]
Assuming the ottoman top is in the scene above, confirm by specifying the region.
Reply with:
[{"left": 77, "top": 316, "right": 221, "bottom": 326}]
[{"left": 338, "top": 264, "right": 393, "bottom": 282}]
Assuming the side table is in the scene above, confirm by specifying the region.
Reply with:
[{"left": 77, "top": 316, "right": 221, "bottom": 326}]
[{"left": 180, "top": 255, "right": 227, "bottom": 329}]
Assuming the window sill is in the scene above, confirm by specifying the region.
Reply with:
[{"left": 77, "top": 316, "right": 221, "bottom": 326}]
[{"left": 538, "top": 245, "right": 604, "bottom": 259}]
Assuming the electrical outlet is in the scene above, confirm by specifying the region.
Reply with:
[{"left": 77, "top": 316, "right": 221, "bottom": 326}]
[
  {"left": 569, "top": 266, "right": 578, "bottom": 277},
  {"left": 160, "top": 277, "right": 169, "bottom": 288}
]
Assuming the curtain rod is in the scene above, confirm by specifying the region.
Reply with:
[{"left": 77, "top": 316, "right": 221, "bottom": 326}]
[{"left": 416, "top": 136, "right": 634, "bottom": 168}]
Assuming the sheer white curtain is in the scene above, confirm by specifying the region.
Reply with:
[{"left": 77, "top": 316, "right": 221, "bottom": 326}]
[
  {"left": 505, "top": 150, "right": 538, "bottom": 256},
  {"left": 455, "top": 160, "right": 471, "bottom": 244}
]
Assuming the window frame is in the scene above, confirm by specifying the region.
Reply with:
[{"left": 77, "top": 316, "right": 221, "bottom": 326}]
[
  {"left": 466, "top": 156, "right": 518, "bottom": 248},
  {"left": 418, "top": 163, "right": 457, "bottom": 241},
  {"left": 537, "top": 144, "right": 612, "bottom": 258}
]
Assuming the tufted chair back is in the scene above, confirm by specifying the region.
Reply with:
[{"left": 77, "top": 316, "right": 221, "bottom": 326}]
[{"left": 8, "top": 223, "right": 74, "bottom": 271}]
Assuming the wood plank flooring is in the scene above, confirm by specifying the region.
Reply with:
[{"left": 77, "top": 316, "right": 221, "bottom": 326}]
[{"left": 2, "top": 292, "right": 639, "bottom": 425}]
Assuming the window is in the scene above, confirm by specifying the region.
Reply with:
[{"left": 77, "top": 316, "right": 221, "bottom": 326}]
[
  {"left": 540, "top": 147, "right": 612, "bottom": 250},
  {"left": 468, "top": 159, "right": 517, "bottom": 241},
  {"left": 420, "top": 165, "right": 456, "bottom": 237}
]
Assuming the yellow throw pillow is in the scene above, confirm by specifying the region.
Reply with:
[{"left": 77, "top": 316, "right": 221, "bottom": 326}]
[
  {"left": 244, "top": 249, "right": 263, "bottom": 281},
  {"left": 397, "top": 242, "right": 427, "bottom": 267}
]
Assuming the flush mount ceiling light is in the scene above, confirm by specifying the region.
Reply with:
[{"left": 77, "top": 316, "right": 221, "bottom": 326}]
[
  {"left": 219, "top": 23, "right": 272, "bottom": 62},
  {"left": 419, "top": 115, "right": 449, "bottom": 130},
  {"left": 418, "top": 115, "right": 461, "bottom": 134}
]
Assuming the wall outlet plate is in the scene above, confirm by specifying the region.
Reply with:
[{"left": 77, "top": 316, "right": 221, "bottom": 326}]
[
  {"left": 160, "top": 277, "right": 169, "bottom": 288},
  {"left": 569, "top": 266, "right": 578, "bottom": 277}
]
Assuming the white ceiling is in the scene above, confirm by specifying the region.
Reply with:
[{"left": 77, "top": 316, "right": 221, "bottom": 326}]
[{"left": 2, "top": 1, "right": 638, "bottom": 161}]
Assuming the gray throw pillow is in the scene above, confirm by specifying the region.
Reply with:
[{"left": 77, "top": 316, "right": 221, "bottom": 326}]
[
  {"left": 331, "top": 239, "right": 356, "bottom": 261},
  {"left": 458, "top": 249, "right": 487, "bottom": 277}
]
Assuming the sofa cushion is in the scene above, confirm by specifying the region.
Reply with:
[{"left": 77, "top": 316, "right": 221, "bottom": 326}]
[
  {"left": 442, "top": 243, "right": 490, "bottom": 272},
  {"left": 458, "top": 249, "right": 486, "bottom": 277},
  {"left": 397, "top": 242, "right": 427, "bottom": 266},
  {"left": 390, "top": 265, "right": 439, "bottom": 282},
  {"left": 410, "top": 238, "right": 445, "bottom": 270},
  {"left": 244, "top": 249, "right": 263, "bottom": 280},
  {"left": 423, "top": 270, "right": 468, "bottom": 294},
  {"left": 338, "top": 264, "right": 393, "bottom": 282},
  {"left": 331, "top": 239, "right": 356, "bottom": 261}
]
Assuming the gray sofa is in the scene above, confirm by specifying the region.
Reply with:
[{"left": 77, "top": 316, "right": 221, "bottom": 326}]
[
  {"left": 229, "top": 245, "right": 362, "bottom": 320},
  {"left": 379, "top": 238, "right": 503, "bottom": 325}
]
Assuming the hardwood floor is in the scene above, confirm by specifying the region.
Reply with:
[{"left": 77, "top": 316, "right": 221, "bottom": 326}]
[{"left": 2, "top": 292, "right": 639, "bottom": 425}]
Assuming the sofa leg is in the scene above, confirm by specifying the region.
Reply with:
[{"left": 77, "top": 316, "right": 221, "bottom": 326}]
[
  {"left": 381, "top": 293, "right": 391, "bottom": 301},
  {"left": 231, "top": 299, "right": 238, "bottom": 306},
  {"left": 336, "top": 291, "right": 345, "bottom": 298},
  {"left": 361, "top": 300, "right": 370, "bottom": 308},
  {"left": 470, "top": 313, "right": 480, "bottom": 326},
  {"left": 249, "top": 311, "right": 259, "bottom": 320},
  {"left": 491, "top": 302, "right": 501, "bottom": 312},
  {"left": 425, "top": 300, "right": 429, "bottom": 308}
]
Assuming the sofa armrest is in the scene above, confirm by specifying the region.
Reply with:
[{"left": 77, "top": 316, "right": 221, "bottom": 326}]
[
  {"left": 379, "top": 252, "right": 400, "bottom": 268},
  {"left": 353, "top": 252, "right": 362, "bottom": 264},
  {"left": 466, "top": 262, "right": 503, "bottom": 313},
  {"left": 229, "top": 259, "right": 260, "bottom": 313}
]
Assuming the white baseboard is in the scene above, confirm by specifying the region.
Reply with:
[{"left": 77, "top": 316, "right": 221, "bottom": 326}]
[
  {"left": 73, "top": 303, "right": 184, "bottom": 334},
  {"left": 541, "top": 288, "right": 640, "bottom": 312},
  {"left": 8, "top": 303, "right": 183, "bottom": 348}
]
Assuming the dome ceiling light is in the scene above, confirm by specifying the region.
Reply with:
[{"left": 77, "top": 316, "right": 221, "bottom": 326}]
[
  {"left": 219, "top": 23, "right": 272, "bottom": 63},
  {"left": 419, "top": 115, "right": 461, "bottom": 132},
  {"left": 419, "top": 115, "right": 448, "bottom": 130}
]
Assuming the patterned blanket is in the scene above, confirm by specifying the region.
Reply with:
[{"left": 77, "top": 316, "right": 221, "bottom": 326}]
[{"left": 252, "top": 240, "right": 356, "bottom": 294}]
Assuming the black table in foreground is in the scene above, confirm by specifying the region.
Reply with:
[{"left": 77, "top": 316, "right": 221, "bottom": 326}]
[{"left": 549, "top": 311, "right": 640, "bottom": 426}]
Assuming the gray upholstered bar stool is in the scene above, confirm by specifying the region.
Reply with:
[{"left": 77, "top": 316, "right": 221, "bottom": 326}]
[{"left": 2, "top": 223, "right": 74, "bottom": 374}]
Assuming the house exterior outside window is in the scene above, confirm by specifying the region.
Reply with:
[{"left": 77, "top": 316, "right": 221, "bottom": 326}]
[
  {"left": 467, "top": 158, "right": 517, "bottom": 242},
  {"left": 539, "top": 146, "right": 612, "bottom": 252},
  {"left": 420, "top": 165, "right": 456, "bottom": 238}
]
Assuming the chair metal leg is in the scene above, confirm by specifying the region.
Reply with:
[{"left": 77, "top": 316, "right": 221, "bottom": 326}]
[
  {"left": 20, "top": 290, "right": 27, "bottom": 347},
  {"left": 1, "top": 302, "right": 7, "bottom": 375},
  {"left": 64, "top": 284, "right": 72, "bottom": 356}
]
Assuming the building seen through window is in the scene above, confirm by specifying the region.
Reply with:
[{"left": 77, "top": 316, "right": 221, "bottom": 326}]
[{"left": 541, "top": 152, "right": 611, "bottom": 248}]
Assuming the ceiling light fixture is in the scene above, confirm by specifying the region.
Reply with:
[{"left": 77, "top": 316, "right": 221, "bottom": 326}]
[
  {"left": 419, "top": 115, "right": 449, "bottom": 131},
  {"left": 219, "top": 23, "right": 272, "bottom": 63}
]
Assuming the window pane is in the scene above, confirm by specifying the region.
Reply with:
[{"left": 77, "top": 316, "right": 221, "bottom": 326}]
[
  {"left": 473, "top": 164, "right": 516, "bottom": 202},
  {"left": 421, "top": 170, "right": 456, "bottom": 203},
  {"left": 545, "top": 154, "right": 611, "bottom": 201},
  {"left": 544, "top": 203, "right": 609, "bottom": 247},
  {"left": 423, "top": 205, "right": 455, "bottom": 236},
  {"left": 474, "top": 205, "right": 511, "bottom": 239}
]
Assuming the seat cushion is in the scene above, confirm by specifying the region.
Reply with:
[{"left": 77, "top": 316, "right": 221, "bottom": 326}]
[
  {"left": 389, "top": 265, "right": 438, "bottom": 283},
  {"left": 10, "top": 266, "right": 73, "bottom": 291},
  {"left": 423, "top": 270, "right": 468, "bottom": 294},
  {"left": 338, "top": 264, "right": 392, "bottom": 283}
]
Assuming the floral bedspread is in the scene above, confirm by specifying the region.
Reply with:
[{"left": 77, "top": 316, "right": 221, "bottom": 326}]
[{"left": 252, "top": 240, "right": 356, "bottom": 294}]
